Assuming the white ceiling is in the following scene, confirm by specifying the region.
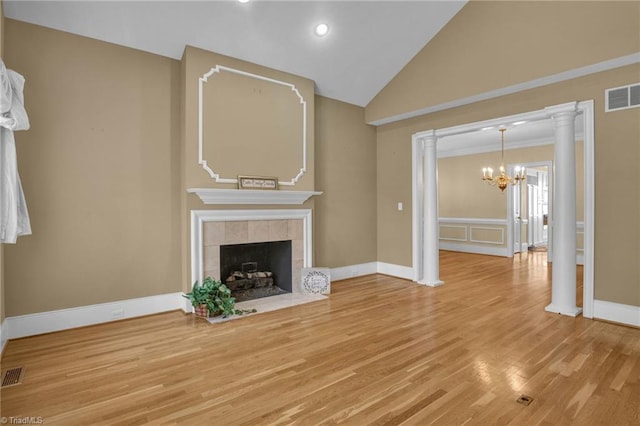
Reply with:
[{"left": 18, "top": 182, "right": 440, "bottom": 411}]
[{"left": 2, "top": 0, "right": 467, "bottom": 107}]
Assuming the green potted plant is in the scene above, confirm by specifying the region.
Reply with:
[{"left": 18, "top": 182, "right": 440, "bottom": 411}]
[{"left": 183, "top": 276, "right": 256, "bottom": 318}]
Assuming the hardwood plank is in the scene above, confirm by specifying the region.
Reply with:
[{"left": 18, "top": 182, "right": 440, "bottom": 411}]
[{"left": 1, "top": 251, "right": 638, "bottom": 425}]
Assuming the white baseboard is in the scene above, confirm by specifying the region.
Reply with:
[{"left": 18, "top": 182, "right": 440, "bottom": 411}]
[
  {"left": 6, "top": 292, "right": 184, "bottom": 340},
  {"left": 439, "top": 242, "right": 509, "bottom": 257},
  {"left": 0, "top": 319, "right": 8, "bottom": 355},
  {"left": 330, "top": 262, "right": 378, "bottom": 281},
  {"left": 376, "top": 262, "right": 414, "bottom": 280},
  {"left": 593, "top": 300, "right": 640, "bottom": 327}
]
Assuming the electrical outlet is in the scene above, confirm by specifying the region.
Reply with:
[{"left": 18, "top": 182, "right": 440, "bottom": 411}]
[{"left": 111, "top": 308, "right": 124, "bottom": 319}]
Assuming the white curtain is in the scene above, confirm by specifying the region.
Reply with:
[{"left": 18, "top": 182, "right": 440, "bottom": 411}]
[{"left": 0, "top": 58, "right": 31, "bottom": 243}]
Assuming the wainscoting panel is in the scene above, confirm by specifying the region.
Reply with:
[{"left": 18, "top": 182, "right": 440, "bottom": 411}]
[
  {"left": 439, "top": 218, "right": 508, "bottom": 257},
  {"left": 439, "top": 225, "right": 467, "bottom": 242},
  {"left": 469, "top": 227, "right": 505, "bottom": 245}
]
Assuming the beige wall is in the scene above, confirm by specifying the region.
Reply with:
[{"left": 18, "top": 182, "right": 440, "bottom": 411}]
[
  {"left": 439, "top": 142, "right": 584, "bottom": 221},
  {"left": 367, "top": 1, "right": 640, "bottom": 123},
  {"left": 377, "top": 64, "right": 640, "bottom": 307},
  {"left": 3, "top": 20, "right": 182, "bottom": 316},
  {"left": 314, "top": 96, "right": 377, "bottom": 267}
]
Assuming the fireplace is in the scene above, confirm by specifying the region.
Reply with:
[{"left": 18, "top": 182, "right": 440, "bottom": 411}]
[
  {"left": 220, "top": 240, "right": 292, "bottom": 301},
  {"left": 190, "top": 209, "right": 312, "bottom": 305}
]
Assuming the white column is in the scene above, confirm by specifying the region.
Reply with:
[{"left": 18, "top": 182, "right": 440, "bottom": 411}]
[
  {"left": 545, "top": 102, "right": 581, "bottom": 316},
  {"left": 420, "top": 131, "right": 444, "bottom": 287}
]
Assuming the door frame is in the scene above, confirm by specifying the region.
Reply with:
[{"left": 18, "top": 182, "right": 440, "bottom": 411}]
[{"left": 506, "top": 160, "right": 553, "bottom": 260}]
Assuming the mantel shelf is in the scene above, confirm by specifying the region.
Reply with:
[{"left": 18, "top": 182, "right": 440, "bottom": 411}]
[{"left": 187, "top": 188, "right": 322, "bottom": 205}]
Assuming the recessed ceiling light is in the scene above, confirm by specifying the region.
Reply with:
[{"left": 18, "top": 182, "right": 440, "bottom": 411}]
[
  {"left": 238, "top": 0, "right": 250, "bottom": 3},
  {"left": 315, "top": 23, "right": 330, "bottom": 37},
  {"left": 512, "top": 121, "right": 527, "bottom": 125},
  {"left": 481, "top": 126, "right": 495, "bottom": 131}
]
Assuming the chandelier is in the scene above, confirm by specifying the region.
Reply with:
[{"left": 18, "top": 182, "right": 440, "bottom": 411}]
[{"left": 481, "top": 128, "right": 525, "bottom": 192}]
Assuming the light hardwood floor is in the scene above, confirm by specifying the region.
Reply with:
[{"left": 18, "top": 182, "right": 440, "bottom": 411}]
[{"left": 1, "top": 251, "right": 638, "bottom": 425}]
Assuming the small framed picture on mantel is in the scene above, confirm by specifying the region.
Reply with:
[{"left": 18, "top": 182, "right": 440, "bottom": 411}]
[{"left": 237, "top": 175, "right": 279, "bottom": 190}]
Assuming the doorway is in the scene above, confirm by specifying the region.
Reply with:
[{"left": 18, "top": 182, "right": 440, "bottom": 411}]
[
  {"left": 508, "top": 161, "right": 552, "bottom": 262},
  {"left": 412, "top": 101, "right": 594, "bottom": 317}
]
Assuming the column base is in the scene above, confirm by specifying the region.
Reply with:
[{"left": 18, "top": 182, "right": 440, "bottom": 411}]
[
  {"left": 545, "top": 303, "right": 583, "bottom": 317},
  {"left": 418, "top": 280, "right": 444, "bottom": 287}
]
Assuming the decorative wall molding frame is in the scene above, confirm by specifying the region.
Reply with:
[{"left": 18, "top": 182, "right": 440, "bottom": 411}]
[
  {"left": 439, "top": 225, "right": 467, "bottom": 242},
  {"left": 469, "top": 227, "right": 505, "bottom": 245},
  {"left": 187, "top": 188, "right": 321, "bottom": 205},
  {"left": 593, "top": 300, "right": 640, "bottom": 327},
  {"left": 198, "top": 65, "right": 308, "bottom": 186},
  {"left": 4, "top": 292, "right": 183, "bottom": 340},
  {"left": 190, "top": 209, "right": 313, "bottom": 289}
]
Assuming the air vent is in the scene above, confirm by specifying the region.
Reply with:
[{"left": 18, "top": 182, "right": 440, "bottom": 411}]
[
  {"left": 606, "top": 83, "right": 640, "bottom": 112},
  {"left": 1, "top": 366, "right": 25, "bottom": 387}
]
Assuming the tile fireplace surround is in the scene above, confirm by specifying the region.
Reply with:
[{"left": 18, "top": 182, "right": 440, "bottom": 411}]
[{"left": 190, "top": 209, "right": 313, "bottom": 297}]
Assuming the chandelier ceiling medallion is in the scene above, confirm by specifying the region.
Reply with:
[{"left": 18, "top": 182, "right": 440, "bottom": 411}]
[{"left": 481, "top": 128, "right": 525, "bottom": 192}]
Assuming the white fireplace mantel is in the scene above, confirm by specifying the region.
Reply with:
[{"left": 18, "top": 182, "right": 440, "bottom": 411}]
[{"left": 187, "top": 188, "right": 322, "bottom": 205}]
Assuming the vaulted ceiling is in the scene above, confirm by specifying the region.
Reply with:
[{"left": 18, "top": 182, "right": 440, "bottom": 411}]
[{"left": 2, "top": 0, "right": 466, "bottom": 107}]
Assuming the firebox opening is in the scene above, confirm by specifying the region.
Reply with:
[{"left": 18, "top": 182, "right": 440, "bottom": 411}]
[{"left": 220, "top": 240, "right": 292, "bottom": 302}]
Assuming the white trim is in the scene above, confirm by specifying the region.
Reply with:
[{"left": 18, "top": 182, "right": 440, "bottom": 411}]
[
  {"left": 469, "top": 226, "right": 505, "bottom": 245},
  {"left": 580, "top": 100, "right": 595, "bottom": 318},
  {"left": 187, "top": 188, "right": 321, "bottom": 205},
  {"left": 439, "top": 242, "right": 509, "bottom": 257},
  {"left": 370, "top": 53, "right": 640, "bottom": 126},
  {"left": 5, "top": 292, "right": 183, "bottom": 339},
  {"left": 377, "top": 262, "right": 414, "bottom": 281},
  {"left": 577, "top": 221, "right": 584, "bottom": 265},
  {"left": 593, "top": 300, "right": 640, "bottom": 327},
  {"left": 198, "top": 65, "right": 307, "bottom": 186},
  {"left": 0, "top": 319, "right": 8, "bottom": 355},
  {"left": 411, "top": 135, "right": 423, "bottom": 282},
  {"left": 439, "top": 217, "right": 507, "bottom": 226},
  {"left": 330, "top": 262, "right": 378, "bottom": 281},
  {"left": 190, "top": 209, "right": 313, "bottom": 289},
  {"left": 439, "top": 225, "right": 467, "bottom": 242}
]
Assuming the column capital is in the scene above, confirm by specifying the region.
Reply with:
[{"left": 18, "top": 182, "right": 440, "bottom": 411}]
[
  {"left": 414, "top": 129, "right": 437, "bottom": 145},
  {"left": 545, "top": 101, "right": 578, "bottom": 119}
]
